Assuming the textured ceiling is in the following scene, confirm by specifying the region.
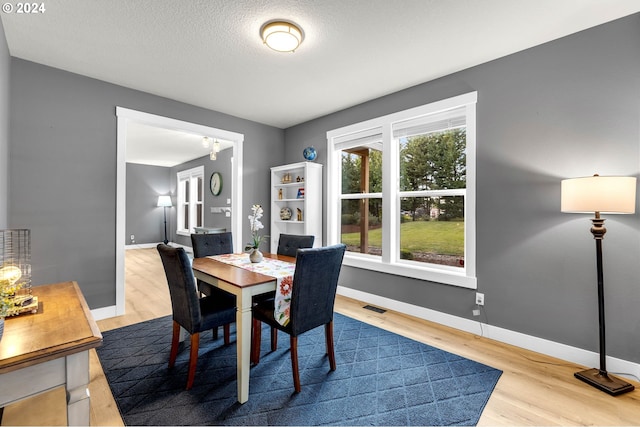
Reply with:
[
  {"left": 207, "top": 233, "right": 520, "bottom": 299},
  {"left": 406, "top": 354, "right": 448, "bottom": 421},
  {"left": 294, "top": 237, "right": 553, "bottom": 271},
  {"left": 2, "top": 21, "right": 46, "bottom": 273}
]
[{"left": 2, "top": 0, "right": 639, "bottom": 164}]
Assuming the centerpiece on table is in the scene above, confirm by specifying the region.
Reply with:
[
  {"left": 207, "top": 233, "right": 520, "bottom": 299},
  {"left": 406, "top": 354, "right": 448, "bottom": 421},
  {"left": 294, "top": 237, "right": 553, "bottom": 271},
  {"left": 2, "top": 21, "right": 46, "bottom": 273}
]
[{"left": 245, "top": 204, "right": 268, "bottom": 263}]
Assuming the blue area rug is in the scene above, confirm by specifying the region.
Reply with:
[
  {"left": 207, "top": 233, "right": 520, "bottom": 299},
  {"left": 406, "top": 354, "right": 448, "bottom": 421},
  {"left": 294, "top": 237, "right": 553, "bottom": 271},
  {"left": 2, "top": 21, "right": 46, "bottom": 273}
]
[{"left": 97, "top": 313, "right": 501, "bottom": 426}]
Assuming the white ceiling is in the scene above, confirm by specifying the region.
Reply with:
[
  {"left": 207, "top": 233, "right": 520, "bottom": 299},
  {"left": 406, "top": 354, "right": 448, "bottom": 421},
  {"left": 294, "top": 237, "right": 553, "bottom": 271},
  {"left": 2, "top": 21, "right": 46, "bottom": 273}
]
[
  {"left": 2, "top": 0, "right": 639, "bottom": 164},
  {"left": 125, "top": 122, "right": 233, "bottom": 167}
]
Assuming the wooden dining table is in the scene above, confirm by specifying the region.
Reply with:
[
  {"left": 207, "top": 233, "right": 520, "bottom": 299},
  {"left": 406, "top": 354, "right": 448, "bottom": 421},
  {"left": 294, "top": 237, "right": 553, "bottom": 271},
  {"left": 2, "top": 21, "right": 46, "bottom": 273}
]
[{"left": 191, "top": 252, "right": 295, "bottom": 404}]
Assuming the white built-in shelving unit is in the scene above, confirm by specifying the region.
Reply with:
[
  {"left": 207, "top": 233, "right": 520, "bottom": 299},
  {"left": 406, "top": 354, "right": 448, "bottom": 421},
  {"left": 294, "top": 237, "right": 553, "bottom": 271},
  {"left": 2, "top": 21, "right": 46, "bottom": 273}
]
[{"left": 270, "top": 162, "right": 323, "bottom": 253}]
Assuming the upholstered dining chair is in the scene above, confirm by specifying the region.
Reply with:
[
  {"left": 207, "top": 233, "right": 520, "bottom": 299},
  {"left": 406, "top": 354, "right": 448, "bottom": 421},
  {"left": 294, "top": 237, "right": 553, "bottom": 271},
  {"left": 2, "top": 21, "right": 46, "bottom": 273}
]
[
  {"left": 276, "top": 234, "right": 315, "bottom": 258},
  {"left": 250, "top": 243, "right": 346, "bottom": 392},
  {"left": 252, "top": 233, "right": 316, "bottom": 332},
  {"left": 191, "top": 232, "right": 234, "bottom": 297},
  {"left": 157, "top": 243, "right": 237, "bottom": 390}
]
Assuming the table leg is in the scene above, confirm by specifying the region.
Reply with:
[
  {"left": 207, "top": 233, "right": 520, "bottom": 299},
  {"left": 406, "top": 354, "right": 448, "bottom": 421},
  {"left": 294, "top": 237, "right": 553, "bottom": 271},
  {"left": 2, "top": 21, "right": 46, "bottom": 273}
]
[
  {"left": 65, "top": 351, "right": 91, "bottom": 426},
  {"left": 236, "top": 290, "right": 252, "bottom": 404}
]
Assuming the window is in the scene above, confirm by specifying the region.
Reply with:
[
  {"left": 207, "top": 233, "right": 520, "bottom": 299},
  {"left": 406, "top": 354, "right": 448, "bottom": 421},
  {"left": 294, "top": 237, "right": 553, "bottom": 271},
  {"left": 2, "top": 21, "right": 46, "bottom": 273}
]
[
  {"left": 176, "top": 166, "right": 204, "bottom": 236},
  {"left": 327, "top": 92, "right": 477, "bottom": 288}
]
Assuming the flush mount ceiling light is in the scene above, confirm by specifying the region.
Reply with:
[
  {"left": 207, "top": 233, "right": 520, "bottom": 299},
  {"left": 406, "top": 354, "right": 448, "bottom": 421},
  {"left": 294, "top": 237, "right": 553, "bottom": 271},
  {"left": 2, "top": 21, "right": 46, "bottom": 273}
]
[{"left": 261, "top": 20, "right": 304, "bottom": 52}]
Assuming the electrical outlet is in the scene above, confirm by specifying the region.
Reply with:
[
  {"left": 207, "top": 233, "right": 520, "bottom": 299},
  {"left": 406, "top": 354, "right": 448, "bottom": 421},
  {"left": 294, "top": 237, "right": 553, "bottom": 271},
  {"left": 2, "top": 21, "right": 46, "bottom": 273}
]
[
  {"left": 475, "top": 292, "right": 484, "bottom": 306},
  {"left": 130, "top": 234, "right": 135, "bottom": 241},
  {"left": 472, "top": 309, "right": 480, "bottom": 316}
]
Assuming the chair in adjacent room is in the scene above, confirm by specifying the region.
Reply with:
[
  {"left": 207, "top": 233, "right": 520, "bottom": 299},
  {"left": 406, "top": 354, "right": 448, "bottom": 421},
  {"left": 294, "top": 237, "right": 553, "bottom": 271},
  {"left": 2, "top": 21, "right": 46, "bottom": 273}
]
[
  {"left": 157, "top": 243, "right": 237, "bottom": 390},
  {"left": 250, "top": 243, "right": 346, "bottom": 392}
]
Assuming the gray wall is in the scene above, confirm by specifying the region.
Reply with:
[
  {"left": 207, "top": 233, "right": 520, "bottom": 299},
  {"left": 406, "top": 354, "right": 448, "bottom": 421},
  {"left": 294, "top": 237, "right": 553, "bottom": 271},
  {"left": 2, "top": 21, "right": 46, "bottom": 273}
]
[
  {"left": 125, "top": 148, "right": 233, "bottom": 246},
  {"left": 9, "top": 58, "right": 284, "bottom": 308},
  {"left": 126, "top": 163, "right": 171, "bottom": 245},
  {"left": 0, "top": 18, "right": 9, "bottom": 228},
  {"left": 285, "top": 14, "right": 640, "bottom": 363},
  {"left": 169, "top": 147, "right": 234, "bottom": 248}
]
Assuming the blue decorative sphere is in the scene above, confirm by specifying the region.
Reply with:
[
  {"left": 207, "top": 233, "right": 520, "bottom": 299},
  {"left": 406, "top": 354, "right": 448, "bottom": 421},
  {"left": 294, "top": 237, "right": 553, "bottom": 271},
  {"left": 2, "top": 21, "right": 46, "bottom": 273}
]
[{"left": 303, "top": 146, "right": 317, "bottom": 161}]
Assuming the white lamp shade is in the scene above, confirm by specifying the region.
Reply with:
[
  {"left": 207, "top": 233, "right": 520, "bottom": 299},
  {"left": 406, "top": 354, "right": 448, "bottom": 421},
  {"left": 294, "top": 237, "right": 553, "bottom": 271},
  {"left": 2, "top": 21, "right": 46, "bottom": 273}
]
[
  {"left": 561, "top": 175, "right": 636, "bottom": 214},
  {"left": 157, "top": 195, "right": 173, "bottom": 207},
  {"left": 261, "top": 21, "right": 303, "bottom": 52}
]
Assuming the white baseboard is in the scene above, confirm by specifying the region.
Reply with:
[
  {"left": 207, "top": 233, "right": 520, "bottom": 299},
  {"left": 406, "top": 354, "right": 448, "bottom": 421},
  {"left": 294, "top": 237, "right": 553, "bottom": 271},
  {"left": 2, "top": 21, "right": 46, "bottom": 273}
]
[
  {"left": 91, "top": 304, "right": 117, "bottom": 321},
  {"left": 336, "top": 285, "right": 640, "bottom": 382},
  {"left": 125, "top": 242, "right": 193, "bottom": 252},
  {"left": 125, "top": 242, "right": 164, "bottom": 250}
]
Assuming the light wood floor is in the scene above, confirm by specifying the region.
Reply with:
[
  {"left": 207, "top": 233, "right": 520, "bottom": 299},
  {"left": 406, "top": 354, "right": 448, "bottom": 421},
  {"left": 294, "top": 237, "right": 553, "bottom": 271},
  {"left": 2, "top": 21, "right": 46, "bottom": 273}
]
[{"left": 4, "top": 247, "right": 640, "bottom": 425}]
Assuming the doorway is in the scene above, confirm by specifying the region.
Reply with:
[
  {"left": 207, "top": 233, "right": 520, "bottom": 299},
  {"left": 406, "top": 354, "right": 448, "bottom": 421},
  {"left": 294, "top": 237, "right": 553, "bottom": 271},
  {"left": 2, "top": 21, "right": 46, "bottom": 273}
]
[{"left": 115, "top": 107, "right": 244, "bottom": 317}]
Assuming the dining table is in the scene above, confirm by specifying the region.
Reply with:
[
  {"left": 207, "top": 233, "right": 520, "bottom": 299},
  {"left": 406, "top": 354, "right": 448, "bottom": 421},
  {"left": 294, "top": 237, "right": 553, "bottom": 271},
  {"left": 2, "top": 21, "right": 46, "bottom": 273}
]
[{"left": 191, "top": 252, "right": 295, "bottom": 404}]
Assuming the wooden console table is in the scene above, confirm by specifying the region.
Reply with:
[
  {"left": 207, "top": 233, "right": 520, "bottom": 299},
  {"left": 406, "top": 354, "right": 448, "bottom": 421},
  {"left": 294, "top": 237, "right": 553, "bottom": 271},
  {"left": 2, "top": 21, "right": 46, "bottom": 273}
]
[{"left": 0, "top": 281, "right": 102, "bottom": 425}]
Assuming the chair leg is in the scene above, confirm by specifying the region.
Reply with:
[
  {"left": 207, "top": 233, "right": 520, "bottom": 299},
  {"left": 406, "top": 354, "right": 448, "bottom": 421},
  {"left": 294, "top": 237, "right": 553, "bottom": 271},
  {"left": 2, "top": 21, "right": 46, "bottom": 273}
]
[
  {"left": 251, "top": 318, "right": 261, "bottom": 365},
  {"left": 325, "top": 321, "right": 337, "bottom": 371},
  {"left": 223, "top": 323, "right": 231, "bottom": 345},
  {"left": 290, "top": 336, "right": 301, "bottom": 393},
  {"left": 169, "top": 321, "right": 180, "bottom": 368},
  {"left": 212, "top": 326, "right": 219, "bottom": 340},
  {"left": 186, "top": 332, "right": 200, "bottom": 390},
  {"left": 270, "top": 327, "right": 278, "bottom": 351}
]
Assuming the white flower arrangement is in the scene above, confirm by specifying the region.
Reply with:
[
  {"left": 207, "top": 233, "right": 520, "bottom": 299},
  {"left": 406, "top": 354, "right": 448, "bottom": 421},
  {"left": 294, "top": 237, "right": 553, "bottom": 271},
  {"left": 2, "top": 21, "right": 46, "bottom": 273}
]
[{"left": 245, "top": 204, "right": 267, "bottom": 251}]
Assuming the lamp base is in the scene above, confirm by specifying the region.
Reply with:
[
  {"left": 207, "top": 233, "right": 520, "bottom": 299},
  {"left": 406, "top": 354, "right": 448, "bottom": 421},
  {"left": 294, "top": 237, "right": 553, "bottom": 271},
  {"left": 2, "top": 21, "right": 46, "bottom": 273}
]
[{"left": 574, "top": 368, "right": 635, "bottom": 396}]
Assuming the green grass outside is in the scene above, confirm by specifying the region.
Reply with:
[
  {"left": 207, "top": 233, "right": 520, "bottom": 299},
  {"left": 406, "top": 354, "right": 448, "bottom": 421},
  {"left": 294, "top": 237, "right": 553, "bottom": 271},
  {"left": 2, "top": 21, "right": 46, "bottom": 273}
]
[{"left": 341, "top": 220, "right": 464, "bottom": 256}]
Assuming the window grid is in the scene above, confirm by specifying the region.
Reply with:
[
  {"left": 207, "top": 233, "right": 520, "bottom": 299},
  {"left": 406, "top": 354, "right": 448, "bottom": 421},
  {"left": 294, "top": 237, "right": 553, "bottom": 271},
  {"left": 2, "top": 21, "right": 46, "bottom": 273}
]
[{"left": 327, "top": 92, "right": 477, "bottom": 289}]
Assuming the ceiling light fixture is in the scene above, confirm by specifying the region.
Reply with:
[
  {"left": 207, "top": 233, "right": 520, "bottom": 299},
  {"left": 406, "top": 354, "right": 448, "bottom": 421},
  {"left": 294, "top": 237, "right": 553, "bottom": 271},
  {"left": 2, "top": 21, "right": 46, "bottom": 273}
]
[
  {"left": 202, "top": 136, "right": 211, "bottom": 148},
  {"left": 261, "top": 20, "right": 304, "bottom": 53}
]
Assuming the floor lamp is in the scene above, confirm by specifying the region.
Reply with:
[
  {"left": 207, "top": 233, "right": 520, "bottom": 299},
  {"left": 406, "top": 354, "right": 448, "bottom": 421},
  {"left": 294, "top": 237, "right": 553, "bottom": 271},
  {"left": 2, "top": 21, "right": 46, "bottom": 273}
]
[
  {"left": 561, "top": 174, "right": 636, "bottom": 396},
  {"left": 157, "top": 195, "right": 173, "bottom": 245}
]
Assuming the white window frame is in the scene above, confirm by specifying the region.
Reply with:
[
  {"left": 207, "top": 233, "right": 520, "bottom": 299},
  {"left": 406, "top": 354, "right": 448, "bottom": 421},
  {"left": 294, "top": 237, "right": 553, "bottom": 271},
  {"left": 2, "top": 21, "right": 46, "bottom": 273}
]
[
  {"left": 326, "top": 92, "right": 477, "bottom": 289},
  {"left": 176, "top": 166, "right": 204, "bottom": 236}
]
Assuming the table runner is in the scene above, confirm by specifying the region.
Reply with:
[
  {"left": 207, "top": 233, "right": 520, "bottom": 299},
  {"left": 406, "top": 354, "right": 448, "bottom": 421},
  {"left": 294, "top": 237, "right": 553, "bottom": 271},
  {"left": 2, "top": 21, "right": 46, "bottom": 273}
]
[{"left": 208, "top": 253, "right": 294, "bottom": 326}]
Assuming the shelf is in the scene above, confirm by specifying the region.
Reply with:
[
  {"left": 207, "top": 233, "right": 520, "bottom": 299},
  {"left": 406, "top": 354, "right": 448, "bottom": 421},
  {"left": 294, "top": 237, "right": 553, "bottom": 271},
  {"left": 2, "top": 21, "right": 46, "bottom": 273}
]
[
  {"left": 274, "top": 181, "right": 305, "bottom": 188},
  {"left": 271, "top": 161, "right": 323, "bottom": 252}
]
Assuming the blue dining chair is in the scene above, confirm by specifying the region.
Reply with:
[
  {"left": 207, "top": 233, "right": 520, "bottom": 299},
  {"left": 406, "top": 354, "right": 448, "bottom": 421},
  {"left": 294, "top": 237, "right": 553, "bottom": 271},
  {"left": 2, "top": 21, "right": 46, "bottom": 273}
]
[
  {"left": 157, "top": 243, "right": 236, "bottom": 390},
  {"left": 250, "top": 243, "right": 346, "bottom": 392}
]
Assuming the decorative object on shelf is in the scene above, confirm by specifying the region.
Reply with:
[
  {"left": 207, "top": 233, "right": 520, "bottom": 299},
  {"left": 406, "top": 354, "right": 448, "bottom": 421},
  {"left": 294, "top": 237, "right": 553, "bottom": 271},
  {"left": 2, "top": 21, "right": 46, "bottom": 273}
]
[
  {"left": 157, "top": 195, "right": 173, "bottom": 245},
  {"left": 303, "top": 146, "right": 317, "bottom": 161},
  {"left": 561, "top": 174, "right": 637, "bottom": 396},
  {"left": 245, "top": 204, "right": 267, "bottom": 263},
  {"left": 296, "top": 176, "right": 301, "bottom": 182},
  {"left": 297, "top": 208, "right": 303, "bottom": 221},
  {"left": 1, "top": 229, "right": 34, "bottom": 321},
  {"left": 210, "top": 172, "right": 222, "bottom": 196},
  {"left": 278, "top": 188, "right": 283, "bottom": 200},
  {"left": 280, "top": 207, "right": 292, "bottom": 220},
  {"left": 281, "top": 173, "right": 292, "bottom": 184},
  {"left": 297, "top": 188, "right": 305, "bottom": 199}
]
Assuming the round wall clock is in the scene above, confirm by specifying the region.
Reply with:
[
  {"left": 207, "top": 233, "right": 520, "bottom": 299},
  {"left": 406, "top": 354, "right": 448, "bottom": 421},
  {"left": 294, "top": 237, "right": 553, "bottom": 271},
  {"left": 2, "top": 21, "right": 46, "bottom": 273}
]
[{"left": 210, "top": 172, "right": 222, "bottom": 196}]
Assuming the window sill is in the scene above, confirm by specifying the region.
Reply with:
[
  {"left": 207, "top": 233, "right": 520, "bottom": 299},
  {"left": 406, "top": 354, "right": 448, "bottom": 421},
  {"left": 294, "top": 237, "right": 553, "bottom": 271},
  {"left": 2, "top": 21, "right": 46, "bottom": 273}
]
[
  {"left": 342, "top": 253, "right": 477, "bottom": 289},
  {"left": 176, "top": 230, "right": 190, "bottom": 237}
]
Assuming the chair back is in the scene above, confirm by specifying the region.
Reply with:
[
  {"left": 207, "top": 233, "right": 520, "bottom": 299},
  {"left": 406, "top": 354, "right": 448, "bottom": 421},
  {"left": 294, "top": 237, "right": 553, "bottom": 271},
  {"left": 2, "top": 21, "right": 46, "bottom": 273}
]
[
  {"left": 277, "top": 234, "right": 315, "bottom": 258},
  {"left": 191, "top": 232, "right": 233, "bottom": 257},
  {"left": 157, "top": 244, "right": 201, "bottom": 333},
  {"left": 289, "top": 244, "right": 346, "bottom": 336}
]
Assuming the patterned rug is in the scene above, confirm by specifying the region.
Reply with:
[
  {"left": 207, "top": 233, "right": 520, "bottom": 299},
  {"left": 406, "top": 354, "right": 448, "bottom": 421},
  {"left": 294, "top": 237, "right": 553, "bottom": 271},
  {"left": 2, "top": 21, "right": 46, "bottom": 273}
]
[{"left": 96, "top": 313, "right": 501, "bottom": 426}]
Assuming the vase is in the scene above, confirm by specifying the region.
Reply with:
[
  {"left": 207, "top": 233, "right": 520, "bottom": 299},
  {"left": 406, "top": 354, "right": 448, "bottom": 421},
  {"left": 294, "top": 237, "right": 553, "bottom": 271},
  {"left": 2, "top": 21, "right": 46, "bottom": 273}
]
[{"left": 249, "top": 248, "right": 263, "bottom": 263}]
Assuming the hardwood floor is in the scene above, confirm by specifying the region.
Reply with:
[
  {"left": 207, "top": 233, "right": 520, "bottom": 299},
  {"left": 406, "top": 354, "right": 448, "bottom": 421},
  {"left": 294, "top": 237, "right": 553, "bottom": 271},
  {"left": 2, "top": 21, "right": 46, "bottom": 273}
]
[{"left": 3, "top": 247, "right": 640, "bottom": 425}]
